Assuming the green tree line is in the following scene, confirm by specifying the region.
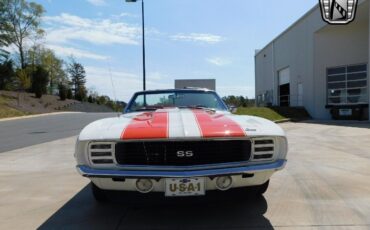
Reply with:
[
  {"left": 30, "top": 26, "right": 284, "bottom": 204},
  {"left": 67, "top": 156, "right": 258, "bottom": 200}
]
[
  {"left": 222, "top": 95, "right": 255, "bottom": 108},
  {"left": 0, "top": 0, "right": 122, "bottom": 111}
]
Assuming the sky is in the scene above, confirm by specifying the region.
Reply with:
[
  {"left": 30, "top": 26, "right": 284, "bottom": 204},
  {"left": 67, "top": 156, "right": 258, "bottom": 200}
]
[{"left": 32, "top": 0, "right": 317, "bottom": 102}]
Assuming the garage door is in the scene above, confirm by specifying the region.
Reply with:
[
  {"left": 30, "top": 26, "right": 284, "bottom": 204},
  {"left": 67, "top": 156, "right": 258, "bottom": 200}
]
[{"left": 278, "top": 68, "right": 290, "bottom": 106}]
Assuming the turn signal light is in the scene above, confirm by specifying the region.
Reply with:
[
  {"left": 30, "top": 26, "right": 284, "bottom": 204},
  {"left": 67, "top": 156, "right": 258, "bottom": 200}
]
[
  {"left": 215, "top": 176, "right": 233, "bottom": 191},
  {"left": 135, "top": 179, "right": 154, "bottom": 193}
]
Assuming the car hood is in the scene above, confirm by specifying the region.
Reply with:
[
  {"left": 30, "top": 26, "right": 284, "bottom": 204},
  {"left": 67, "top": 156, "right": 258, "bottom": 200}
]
[{"left": 78, "top": 108, "right": 285, "bottom": 141}]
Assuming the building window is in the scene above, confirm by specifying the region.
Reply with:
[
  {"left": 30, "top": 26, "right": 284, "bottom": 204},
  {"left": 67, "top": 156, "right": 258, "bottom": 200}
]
[
  {"left": 327, "top": 64, "right": 368, "bottom": 106},
  {"left": 256, "top": 90, "right": 274, "bottom": 107},
  {"left": 257, "top": 94, "right": 265, "bottom": 106}
]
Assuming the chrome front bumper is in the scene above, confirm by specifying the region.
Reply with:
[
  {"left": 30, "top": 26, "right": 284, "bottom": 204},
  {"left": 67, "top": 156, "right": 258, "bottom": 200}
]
[{"left": 77, "top": 159, "right": 286, "bottom": 178}]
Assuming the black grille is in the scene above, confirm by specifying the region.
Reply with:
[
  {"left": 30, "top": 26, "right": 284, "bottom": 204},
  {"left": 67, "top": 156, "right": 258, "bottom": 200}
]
[{"left": 115, "top": 140, "right": 251, "bottom": 166}]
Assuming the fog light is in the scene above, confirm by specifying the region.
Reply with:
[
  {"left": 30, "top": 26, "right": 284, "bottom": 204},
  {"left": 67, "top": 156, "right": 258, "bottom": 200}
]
[
  {"left": 215, "top": 176, "right": 233, "bottom": 191},
  {"left": 136, "top": 179, "right": 154, "bottom": 193}
]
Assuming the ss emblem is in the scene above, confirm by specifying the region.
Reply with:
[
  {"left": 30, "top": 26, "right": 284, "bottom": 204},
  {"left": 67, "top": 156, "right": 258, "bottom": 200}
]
[{"left": 176, "top": 150, "right": 194, "bottom": 158}]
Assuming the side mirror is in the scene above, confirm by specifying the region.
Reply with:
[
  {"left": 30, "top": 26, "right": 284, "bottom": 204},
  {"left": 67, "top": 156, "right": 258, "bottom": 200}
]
[{"left": 229, "top": 106, "right": 238, "bottom": 113}]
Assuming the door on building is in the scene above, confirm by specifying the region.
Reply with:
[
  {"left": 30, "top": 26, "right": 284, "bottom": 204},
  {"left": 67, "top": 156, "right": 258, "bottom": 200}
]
[
  {"left": 297, "top": 83, "right": 303, "bottom": 106},
  {"left": 278, "top": 68, "right": 290, "bottom": 107}
]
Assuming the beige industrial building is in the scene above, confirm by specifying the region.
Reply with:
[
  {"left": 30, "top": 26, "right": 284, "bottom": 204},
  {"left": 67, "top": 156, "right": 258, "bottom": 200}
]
[
  {"left": 175, "top": 79, "right": 216, "bottom": 91},
  {"left": 255, "top": 0, "right": 369, "bottom": 120}
]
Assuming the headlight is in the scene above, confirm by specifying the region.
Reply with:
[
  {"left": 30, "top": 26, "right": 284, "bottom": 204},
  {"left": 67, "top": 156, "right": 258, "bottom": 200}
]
[
  {"left": 276, "top": 136, "right": 288, "bottom": 159},
  {"left": 75, "top": 140, "right": 89, "bottom": 165}
]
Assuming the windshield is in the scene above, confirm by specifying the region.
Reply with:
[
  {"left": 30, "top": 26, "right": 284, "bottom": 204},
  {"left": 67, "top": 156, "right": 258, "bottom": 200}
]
[{"left": 125, "top": 90, "right": 228, "bottom": 112}]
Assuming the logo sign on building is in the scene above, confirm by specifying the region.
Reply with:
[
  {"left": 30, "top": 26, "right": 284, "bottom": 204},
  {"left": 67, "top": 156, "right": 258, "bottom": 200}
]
[{"left": 319, "top": 0, "right": 358, "bottom": 24}]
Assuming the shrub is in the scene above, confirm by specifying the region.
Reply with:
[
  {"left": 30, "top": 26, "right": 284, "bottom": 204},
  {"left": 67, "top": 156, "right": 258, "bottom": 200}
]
[
  {"left": 0, "top": 60, "right": 16, "bottom": 90},
  {"left": 15, "top": 68, "right": 31, "bottom": 92},
  {"left": 75, "top": 86, "right": 87, "bottom": 101},
  {"left": 67, "top": 88, "right": 73, "bottom": 99},
  {"left": 31, "top": 66, "right": 49, "bottom": 98},
  {"left": 58, "top": 84, "right": 67, "bottom": 101},
  {"left": 87, "top": 95, "right": 94, "bottom": 103}
]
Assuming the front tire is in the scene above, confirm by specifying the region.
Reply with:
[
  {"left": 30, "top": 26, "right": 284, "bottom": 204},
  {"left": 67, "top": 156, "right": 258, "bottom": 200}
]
[{"left": 91, "top": 183, "right": 108, "bottom": 202}]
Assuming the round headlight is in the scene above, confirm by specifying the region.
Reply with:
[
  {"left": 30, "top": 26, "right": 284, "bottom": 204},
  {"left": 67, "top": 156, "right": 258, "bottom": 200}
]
[
  {"left": 215, "top": 176, "right": 233, "bottom": 191},
  {"left": 136, "top": 179, "right": 154, "bottom": 193}
]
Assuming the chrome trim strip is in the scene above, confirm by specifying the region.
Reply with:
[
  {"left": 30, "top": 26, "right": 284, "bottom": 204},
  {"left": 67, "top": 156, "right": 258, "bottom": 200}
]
[
  {"left": 77, "top": 159, "right": 286, "bottom": 178},
  {"left": 114, "top": 160, "right": 254, "bottom": 171},
  {"left": 115, "top": 137, "right": 253, "bottom": 143},
  {"left": 82, "top": 135, "right": 286, "bottom": 143}
]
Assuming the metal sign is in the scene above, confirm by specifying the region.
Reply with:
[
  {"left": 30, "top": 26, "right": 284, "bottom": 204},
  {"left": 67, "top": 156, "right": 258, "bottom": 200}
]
[{"left": 319, "top": 0, "right": 358, "bottom": 24}]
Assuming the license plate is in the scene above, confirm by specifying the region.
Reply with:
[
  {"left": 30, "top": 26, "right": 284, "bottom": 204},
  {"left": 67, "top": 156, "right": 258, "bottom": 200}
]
[
  {"left": 339, "top": 109, "right": 352, "bottom": 116},
  {"left": 165, "top": 178, "right": 205, "bottom": 197}
]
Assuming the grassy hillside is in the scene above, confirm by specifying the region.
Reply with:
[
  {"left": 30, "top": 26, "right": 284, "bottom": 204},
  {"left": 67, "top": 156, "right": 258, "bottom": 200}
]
[
  {"left": 235, "top": 107, "right": 287, "bottom": 121},
  {"left": 0, "top": 90, "right": 79, "bottom": 114},
  {"left": 0, "top": 90, "right": 115, "bottom": 119},
  {"left": 235, "top": 107, "right": 311, "bottom": 121},
  {"left": 0, "top": 96, "right": 27, "bottom": 119}
]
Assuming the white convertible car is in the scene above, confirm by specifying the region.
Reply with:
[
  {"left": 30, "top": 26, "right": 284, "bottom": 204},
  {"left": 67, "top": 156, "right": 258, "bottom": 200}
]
[{"left": 75, "top": 89, "right": 288, "bottom": 201}]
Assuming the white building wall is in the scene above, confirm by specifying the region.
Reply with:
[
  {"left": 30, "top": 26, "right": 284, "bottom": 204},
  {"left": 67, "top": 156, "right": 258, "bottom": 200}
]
[
  {"left": 255, "top": 6, "right": 325, "bottom": 117},
  {"left": 255, "top": 0, "right": 369, "bottom": 120},
  {"left": 273, "top": 8, "right": 325, "bottom": 116},
  {"left": 314, "top": 11, "right": 369, "bottom": 119},
  {"left": 175, "top": 79, "right": 216, "bottom": 91},
  {"left": 255, "top": 44, "right": 274, "bottom": 104}
]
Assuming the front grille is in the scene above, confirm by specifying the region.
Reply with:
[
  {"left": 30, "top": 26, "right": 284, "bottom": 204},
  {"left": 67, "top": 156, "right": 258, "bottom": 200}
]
[{"left": 115, "top": 140, "right": 251, "bottom": 166}]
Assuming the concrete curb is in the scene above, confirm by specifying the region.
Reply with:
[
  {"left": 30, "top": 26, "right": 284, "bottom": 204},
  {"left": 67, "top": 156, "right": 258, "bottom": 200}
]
[
  {"left": 274, "top": 118, "right": 292, "bottom": 124},
  {"left": 0, "top": 112, "right": 84, "bottom": 122}
]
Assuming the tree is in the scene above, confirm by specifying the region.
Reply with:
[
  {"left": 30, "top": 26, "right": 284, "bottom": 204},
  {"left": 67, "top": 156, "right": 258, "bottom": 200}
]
[
  {"left": 0, "top": 40, "right": 10, "bottom": 62},
  {"left": 0, "top": 59, "right": 15, "bottom": 90},
  {"left": 0, "top": 47, "right": 10, "bottom": 62},
  {"left": 222, "top": 95, "right": 253, "bottom": 108},
  {"left": 87, "top": 88, "right": 99, "bottom": 103},
  {"left": 0, "top": 2, "right": 11, "bottom": 61},
  {"left": 75, "top": 85, "right": 87, "bottom": 101},
  {"left": 15, "top": 67, "right": 31, "bottom": 105},
  {"left": 26, "top": 46, "right": 68, "bottom": 94},
  {"left": 41, "top": 50, "right": 67, "bottom": 94},
  {"left": 31, "top": 65, "right": 48, "bottom": 98},
  {"left": 68, "top": 59, "right": 87, "bottom": 101},
  {"left": 58, "top": 83, "right": 67, "bottom": 101},
  {"left": 97, "top": 95, "right": 109, "bottom": 105},
  {"left": 87, "top": 95, "right": 94, "bottom": 103},
  {"left": 15, "top": 67, "right": 31, "bottom": 91},
  {"left": 0, "top": 0, "right": 44, "bottom": 69},
  {"left": 66, "top": 88, "right": 73, "bottom": 99},
  {"left": 238, "top": 96, "right": 247, "bottom": 107}
]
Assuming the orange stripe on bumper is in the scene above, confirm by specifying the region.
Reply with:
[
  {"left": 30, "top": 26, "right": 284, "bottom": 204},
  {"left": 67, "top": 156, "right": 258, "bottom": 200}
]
[{"left": 121, "top": 112, "right": 169, "bottom": 140}]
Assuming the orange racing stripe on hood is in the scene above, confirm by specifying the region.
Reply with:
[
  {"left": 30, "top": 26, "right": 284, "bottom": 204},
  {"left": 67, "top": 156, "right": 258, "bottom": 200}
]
[
  {"left": 121, "top": 112, "right": 169, "bottom": 140},
  {"left": 192, "top": 110, "right": 246, "bottom": 138}
]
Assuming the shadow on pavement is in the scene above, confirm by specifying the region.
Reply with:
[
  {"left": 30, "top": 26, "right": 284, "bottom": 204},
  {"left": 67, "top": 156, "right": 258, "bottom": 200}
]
[{"left": 39, "top": 184, "right": 273, "bottom": 230}]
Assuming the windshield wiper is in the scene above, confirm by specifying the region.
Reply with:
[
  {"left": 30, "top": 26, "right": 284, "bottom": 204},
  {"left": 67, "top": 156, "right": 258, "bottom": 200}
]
[
  {"left": 178, "top": 105, "right": 216, "bottom": 112},
  {"left": 133, "top": 106, "right": 164, "bottom": 112}
]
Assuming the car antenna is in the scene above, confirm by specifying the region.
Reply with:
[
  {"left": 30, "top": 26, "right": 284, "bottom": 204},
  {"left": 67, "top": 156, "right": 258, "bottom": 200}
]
[{"left": 108, "top": 61, "right": 120, "bottom": 117}]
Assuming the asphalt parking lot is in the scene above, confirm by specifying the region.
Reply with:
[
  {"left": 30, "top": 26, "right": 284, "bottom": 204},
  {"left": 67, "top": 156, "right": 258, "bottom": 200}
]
[{"left": 1, "top": 121, "right": 370, "bottom": 229}]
